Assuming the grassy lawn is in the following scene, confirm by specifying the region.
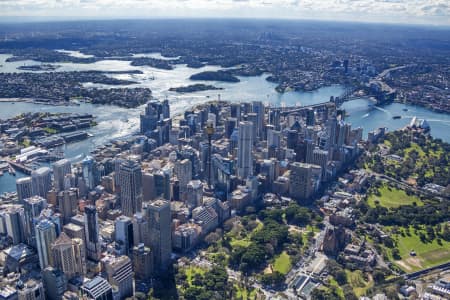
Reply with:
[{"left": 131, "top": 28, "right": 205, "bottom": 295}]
[
  {"left": 43, "top": 127, "right": 58, "bottom": 134},
  {"left": 234, "top": 284, "right": 257, "bottom": 300},
  {"left": 273, "top": 251, "right": 292, "bottom": 275},
  {"left": 346, "top": 270, "right": 373, "bottom": 297},
  {"left": 230, "top": 238, "right": 251, "bottom": 247},
  {"left": 329, "top": 278, "right": 344, "bottom": 299},
  {"left": 228, "top": 220, "right": 263, "bottom": 248},
  {"left": 386, "top": 226, "right": 450, "bottom": 272},
  {"left": 367, "top": 185, "right": 423, "bottom": 208},
  {"left": 184, "top": 266, "right": 206, "bottom": 286}
]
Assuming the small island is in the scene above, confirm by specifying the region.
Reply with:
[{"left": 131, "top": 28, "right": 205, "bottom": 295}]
[
  {"left": 190, "top": 70, "right": 240, "bottom": 83},
  {"left": 17, "top": 64, "right": 61, "bottom": 71},
  {"left": 168, "top": 84, "right": 223, "bottom": 93}
]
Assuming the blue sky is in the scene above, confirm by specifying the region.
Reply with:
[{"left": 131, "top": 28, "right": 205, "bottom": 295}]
[{"left": 0, "top": 0, "right": 449, "bottom": 25}]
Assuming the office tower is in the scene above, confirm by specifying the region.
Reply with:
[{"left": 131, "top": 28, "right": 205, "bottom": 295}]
[
  {"left": 57, "top": 189, "right": 78, "bottom": 224},
  {"left": 245, "top": 113, "right": 258, "bottom": 143},
  {"left": 327, "top": 115, "right": 338, "bottom": 147},
  {"left": 82, "top": 156, "right": 98, "bottom": 191},
  {"left": 104, "top": 256, "right": 133, "bottom": 299},
  {"left": 63, "top": 222, "right": 85, "bottom": 242},
  {"left": 153, "top": 170, "right": 170, "bottom": 200},
  {"left": 143, "top": 199, "right": 171, "bottom": 272},
  {"left": 289, "top": 162, "right": 322, "bottom": 201},
  {"left": 252, "top": 101, "right": 264, "bottom": 139},
  {"left": 53, "top": 159, "right": 72, "bottom": 192},
  {"left": 132, "top": 213, "right": 149, "bottom": 247},
  {"left": 119, "top": 160, "right": 143, "bottom": 217},
  {"left": 225, "top": 117, "right": 237, "bottom": 139},
  {"left": 337, "top": 121, "right": 351, "bottom": 147},
  {"left": 312, "top": 149, "right": 329, "bottom": 181},
  {"left": 131, "top": 243, "right": 153, "bottom": 280},
  {"left": 142, "top": 172, "right": 155, "bottom": 202},
  {"left": 286, "top": 130, "right": 298, "bottom": 150},
  {"left": 306, "top": 108, "right": 315, "bottom": 126},
  {"left": 64, "top": 173, "right": 76, "bottom": 190},
  {"left": 81, "top": 276, "right": 113, "bottom": 300},
  {"left": 237, "top": 121, "right": 254, "bottom": 179},
  {"left": 35, "top": 219, "right": 57, "bottom": 269},
  {"left": 269, "top": 108, "right": 281, "bottom": 131},
  {"left": 305, "top": 139, "right": 315, "bottom": 164},
  {"left": 186, "top": 180, "right": 203, "bottom": 209},
  {"left": 16, "top": 177, "right": 33, "bottom": 203},
  {"left": 115, "top": 215, "right": 133, "bottom": 254},
  {"left": 318, "top": 131, "right": 330, "bottom": 150},
  {"left": 42, "top": 267, "right": 67, "bottom": 300},
  {"left": 84, "top": 205, "right": 101, "bottom": 262},
  {"left": 23, "top": 196, "right": 47, "bottom": 247},
  {"left": 140, "top": 100, "right": 167, "bottom": 134},
  {"left": 51, "top": 232, "right": 85, "bottom": 279},
  {"left": 230, "top": 103, "right": 241, "bottom": 122},
  {"left": 174, "top": 159, "right": 192, "bottom": 200},
  {"left": 5, "top": 207, "right": 24, "bottom": 244},
  {"left": 162, "top": 99, "right": 170, "bottom": 119},
  {"left": 31, "top": 167, "right": 52, "bottom": 198},
  {"left": 267, "top": 128, "right": 281, "bottom": 149},
  {"left": 17, "top": 280, "right": 45, "bottom": 300}
]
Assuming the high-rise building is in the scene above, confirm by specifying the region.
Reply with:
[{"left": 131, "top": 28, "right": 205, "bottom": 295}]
[
  {"left": 114, "top": 215, "right": 133, "bottom": 254},
  {"left": 103, "top": 255, "right": 133, "bottom": 299},
  {"left": 17, "top": 279, "right": 45, "bottom": 300},
  {"left": 252, "top": 101, "right": 264, "bottom": 139},
  {"left": 132, "top": 213, "right": 150, "bottom": 247},
  {"left": 143, "top": 199, "right": 171, "bottom": 272},
  {"left": 306, "top": 108, "right": 315, "bottom": 126},
  {"left": 35, "top": 219, "right": 57, "bottom": 270},
  {"left": 119, "top": 160, "right": 143, "bottom": 217},
  {"left": 82, "top": 156, "right": 98, "bottom": 191},
  {"left": 63, "top": 222, "right": 85, "bottom": 242},
  {"left": 337, "top": 121, "right": 351, "bottom": 147},
  {"left": 237, "top": 121, "right": 254, "bottom": 179},
  {"left": 289, "top": 162, "right": 322, "bottom": 201},
  {"left": 23, "top": 196, "right": 47, "bottom": 247},
  {"left": 31, "top": 167, "right": 52, "bottom": 198},
  {"left": 42, "top": 267, "right": 67, "bottom": 300},
  {"left": 312, "top": 149, "right": 329, "bottom": 181},
  {"left": 131, "top": 243, "right": 153, "bottom": 280},
  {"left": 186, "top": 180, "right": 203, "bottom": 210},
  {"left": 57, "top": 189, "right": 78, "bottom": 224},
  {"left": 53, "top": 159, "right": 72, "bottom": 192},
  {"left": 51, "top": 232, "right": 86, "bottom": 279},
  {"left": 81, "top": 276, "right": 113, "bottom": 300},
  {"left": 140, "top": 100, "right": 168, "bottom": 134},
  {"left": 84, "top": 205, "right": 101, "bottom": 262},
  {"left": 174, "top": 159, "right": 192, "bottom": 201},
  {"left": 16, "top": 177, "right": 33, "bottom": 203},
  {"left": 142, "top": 172, "right": 155, "bottom": 201},
  {"left": 4, "top": 207, "right": 24, "bottom": 245}
]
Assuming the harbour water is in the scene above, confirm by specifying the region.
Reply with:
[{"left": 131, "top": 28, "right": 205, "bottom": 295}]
[{"left": 1, "top": 52, "right": 450, "bottom": 194}]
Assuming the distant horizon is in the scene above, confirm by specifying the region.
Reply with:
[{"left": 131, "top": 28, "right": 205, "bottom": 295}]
[
  {"left": 0, "top": 16, "right": 449, "bottom": 29},
  {"left": 1, "top": 0, "right": 449, "bottom": 27}
]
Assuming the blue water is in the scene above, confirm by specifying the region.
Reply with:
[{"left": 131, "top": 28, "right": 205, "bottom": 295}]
[{"left": 1, "top": 53, "right": 449, "bottom": 194}]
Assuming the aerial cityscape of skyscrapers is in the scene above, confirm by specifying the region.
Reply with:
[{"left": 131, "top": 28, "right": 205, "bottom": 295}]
[{"left": 0, "top": 96, "right": 367, "bottom": 298}]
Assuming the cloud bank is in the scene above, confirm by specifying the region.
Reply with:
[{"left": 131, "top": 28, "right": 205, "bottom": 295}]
[{"left": 0, "top": 0, "right": 449, "bottom": 25}]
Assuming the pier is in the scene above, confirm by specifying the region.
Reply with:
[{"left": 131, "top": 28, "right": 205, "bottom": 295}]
[{"left": 7, "top": 160, "right": 33, "bottom": 175}]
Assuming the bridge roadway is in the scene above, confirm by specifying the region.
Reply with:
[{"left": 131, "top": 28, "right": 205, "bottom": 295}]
[{"left": 266, "top": 101, "right": 336, "bottom": 116}]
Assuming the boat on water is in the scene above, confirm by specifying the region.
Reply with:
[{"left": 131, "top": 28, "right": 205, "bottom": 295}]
[
  {"left": 402, "top": 108, "right": 408, "bottom": 111},
  {"left": 392, "top": 115, "right": 401, "bottom": 119}
]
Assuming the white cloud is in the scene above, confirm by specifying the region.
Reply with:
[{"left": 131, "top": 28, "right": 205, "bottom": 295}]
[{"left": 0, "top": 0, "right": 448, "bottom": 25}]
